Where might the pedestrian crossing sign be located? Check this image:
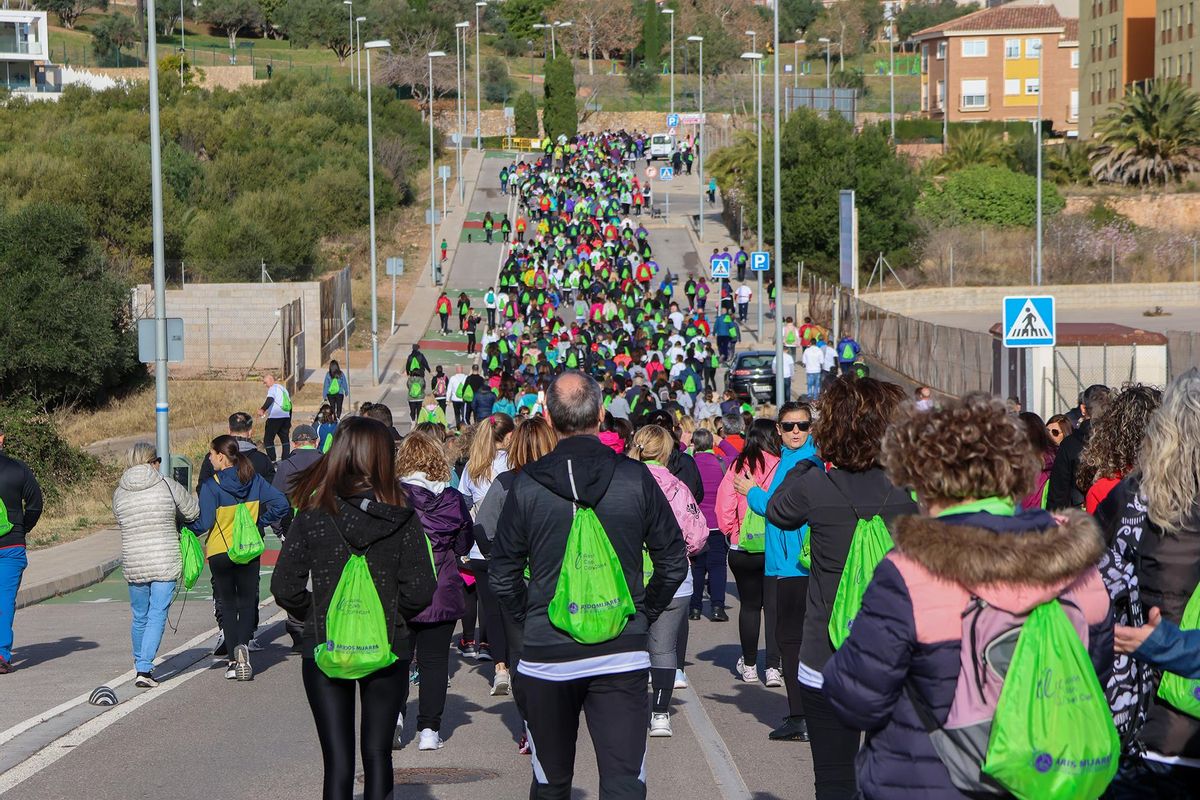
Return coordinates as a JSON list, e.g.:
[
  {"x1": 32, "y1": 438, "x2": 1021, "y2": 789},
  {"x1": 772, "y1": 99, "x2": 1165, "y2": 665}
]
[
  {"x1": 659, "y1": 166, "x2": 675, "y2": 181},
  {"x1": 711, "y1": 257, "x2": 731, "y2": 279},
  {"x1": 1003, "y1": 295, "x2": 1056, "y2": 348},
  {"x1": 750, "y1": 251, "x2": 770, "y2": 272}
]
